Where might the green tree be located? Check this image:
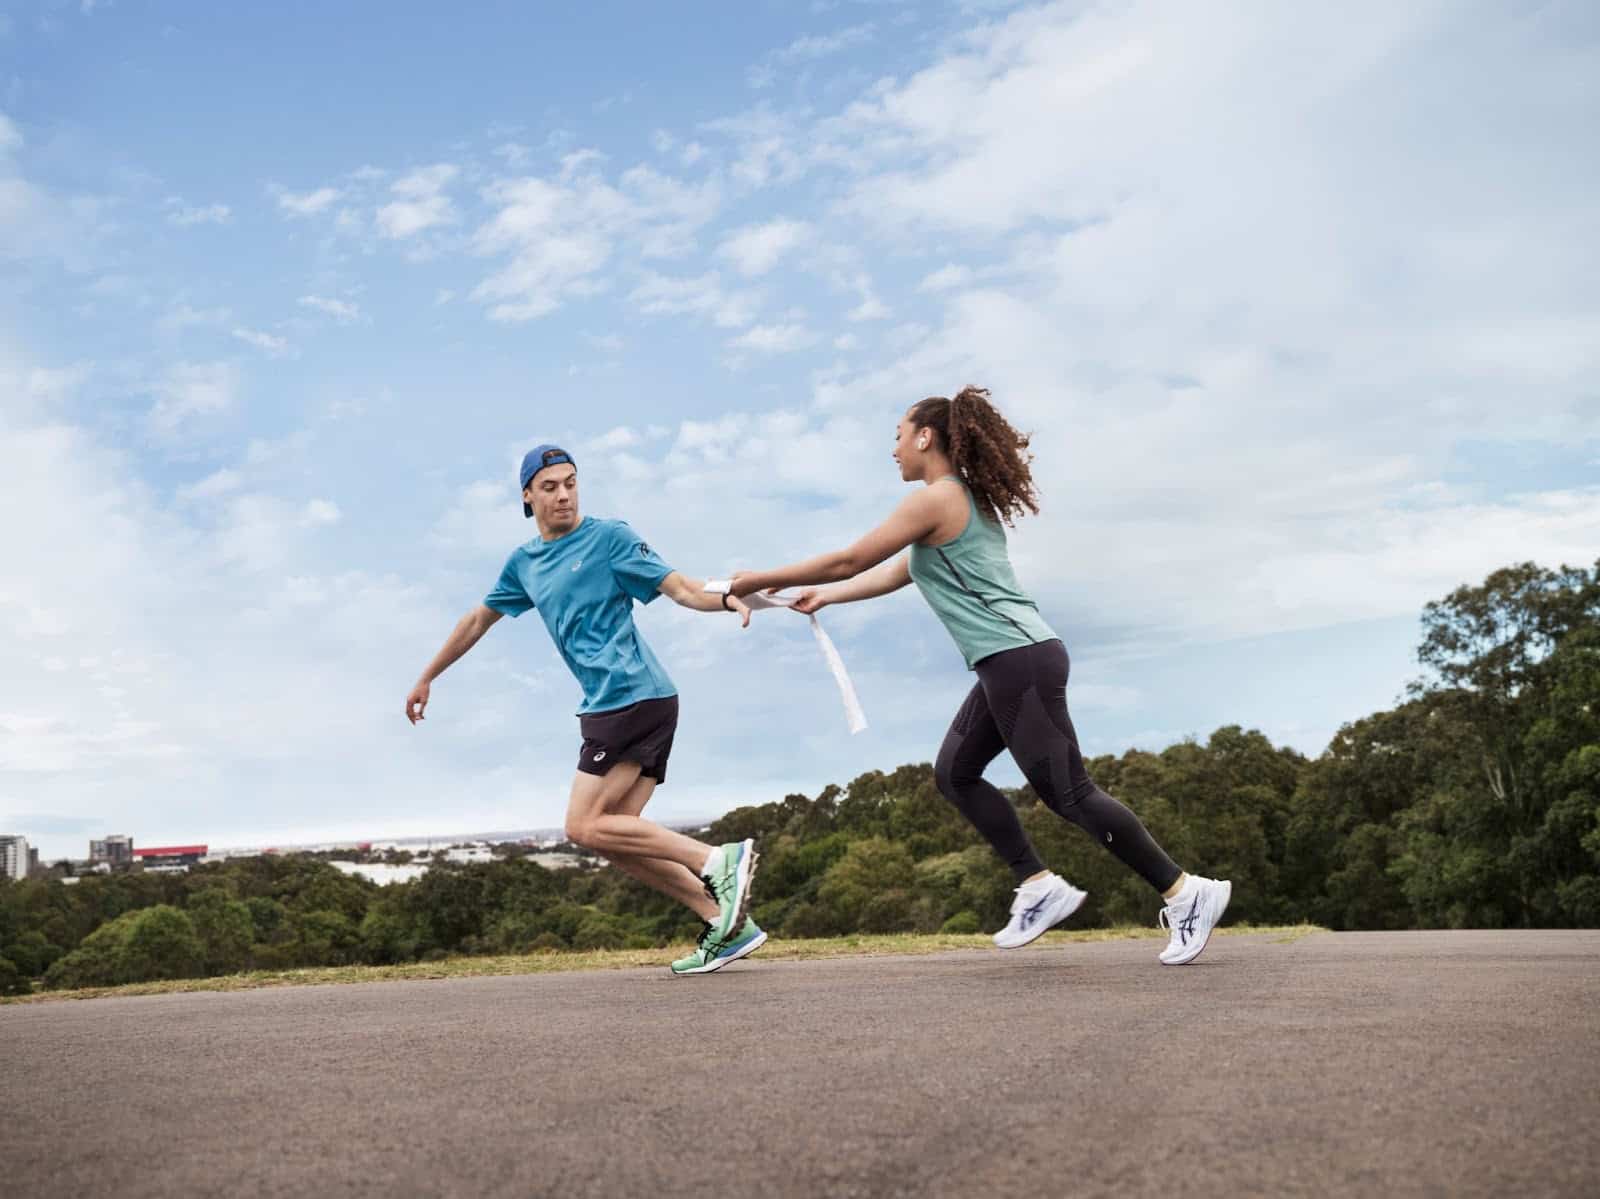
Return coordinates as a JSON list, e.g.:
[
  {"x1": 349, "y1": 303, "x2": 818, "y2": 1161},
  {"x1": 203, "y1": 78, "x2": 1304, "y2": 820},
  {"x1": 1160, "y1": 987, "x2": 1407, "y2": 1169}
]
[
  {"x1": 0, "y1": 955, "x2": 29, "y2": 996},
  {"x1": 815, "y1": 838, "x2": 917, "y2": 934},
  {"x1": 187, "y1": 888, "x2": 256, "y2": 974}
]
